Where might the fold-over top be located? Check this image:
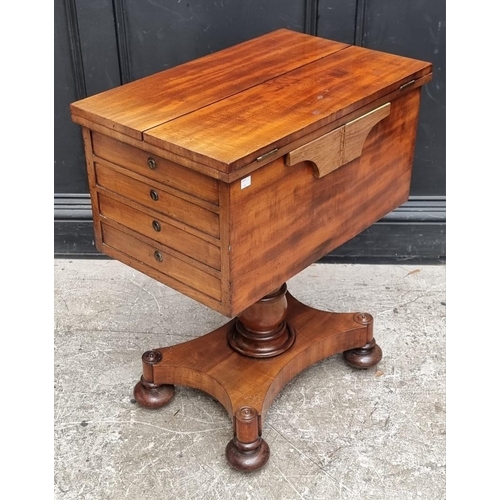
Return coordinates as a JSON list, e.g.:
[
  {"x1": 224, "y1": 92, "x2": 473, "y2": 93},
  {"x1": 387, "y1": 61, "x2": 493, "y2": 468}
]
[{"x1": 71, "y1": 29, "x2": 432, "y2": 175}]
